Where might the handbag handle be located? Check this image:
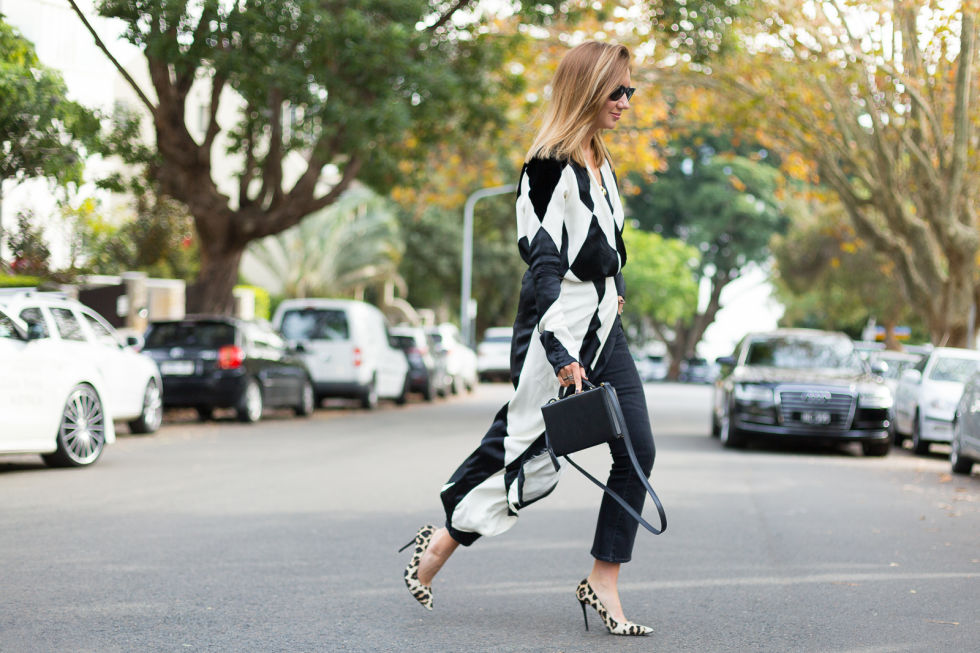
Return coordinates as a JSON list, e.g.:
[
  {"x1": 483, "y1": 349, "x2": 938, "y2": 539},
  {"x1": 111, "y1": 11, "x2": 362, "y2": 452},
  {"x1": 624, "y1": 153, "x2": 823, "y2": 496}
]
[
  {"x1": 561, "y1": 432, "x2": 667, "y2": 535},
  {"x1": 557, "y1": 378, "x2": 596, "y2": 399}
]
